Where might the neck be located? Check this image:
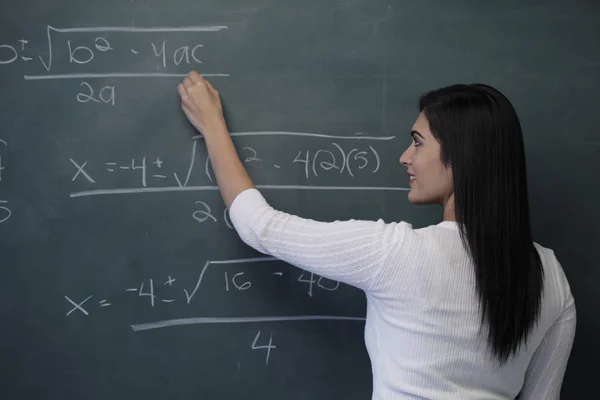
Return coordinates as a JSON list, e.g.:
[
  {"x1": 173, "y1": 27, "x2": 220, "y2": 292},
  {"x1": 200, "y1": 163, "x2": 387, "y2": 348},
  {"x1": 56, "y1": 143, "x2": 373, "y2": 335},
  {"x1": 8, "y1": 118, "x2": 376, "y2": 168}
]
[{"x1": 443, "y1": 194, "x2": 456, "y2": 222}]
